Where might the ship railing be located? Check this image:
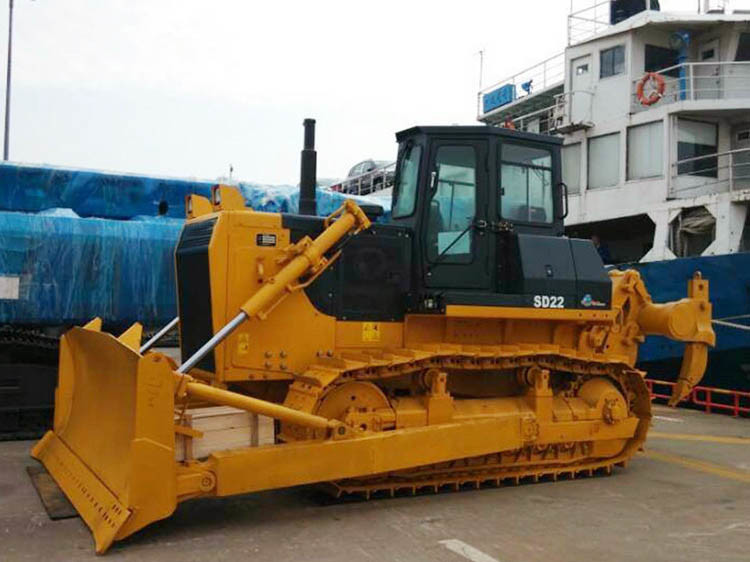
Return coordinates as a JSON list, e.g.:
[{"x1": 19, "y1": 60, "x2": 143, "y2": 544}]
[
  {"x1": 549, "y1": 90, "x2": 595, "y2": 132},
  {"x1": 329, "y1": 161, "x2": 396, "y2": 196},
  {"x1": 647, "y1": 378, "x2": 750, "y2": 417},
  {"x1": 567, "y1": 0, "x2": 615, "y2": 46},
  {"x1": 670, "y1": 147, "x2": 750, "y2": 198},
  {"x1": 631, "y1": 61, "x2": 750, "y2": 113},
  {"x1": 568, "y1": 0, "x2": 732, "y2": 46},
  {"x1": 478, "y1": 53, "x2": 565, "y2": 119},
  {"x1": 502, "y1": 104, "x2": 559, "y2": 135}
]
